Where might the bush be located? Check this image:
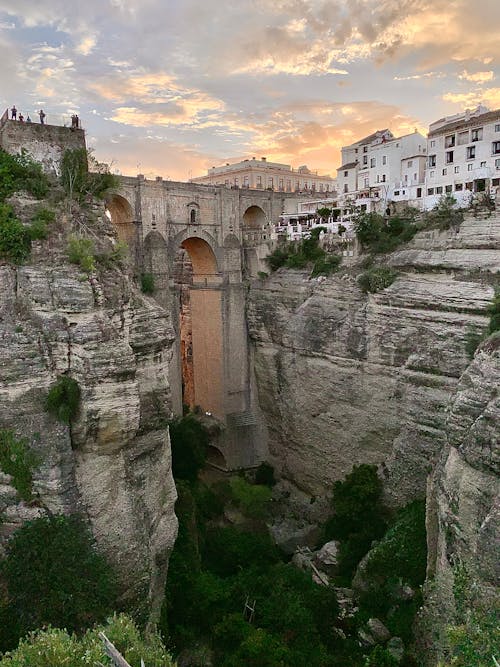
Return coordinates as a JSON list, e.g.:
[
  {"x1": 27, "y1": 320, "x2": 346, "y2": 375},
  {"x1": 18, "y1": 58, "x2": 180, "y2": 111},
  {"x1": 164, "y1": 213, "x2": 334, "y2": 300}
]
[
  {"x1": 311, "y1": 253, "x2": 342, "y2": 277},
  {"x1": 354, "y1": 211, "x2": 419, "y2": 254},
  {"x1": 358, "y1": 267, "x2": 398, "y2": 293},
  {"x1": 202, "y1": 526, "x2": 279, "y2": 577},
  {"x1": 0, "y1": 203, "x2": 31, "y2": 263},
  {"x1": 228, "y1": 476, "x2": 272, "y2": 519},
  {"x1": 0, "y1": 430, "x2": 38, "y2": 501},
  {"x1": 1, "y1": 514, "x2": 117, "y2": 643},
  {"x1": 140, "y1": 272, "x2": 155, "y2": 293},
  {"x1": 487, "y1": 289, "x2": 500, "y2": 334},
  {"x1": 61, "y1": 148, "x2": 119, "y2": 203},
  {"x1": 45, "y1": 375, "x2": 81, "y2": 423},
  {"x1": 323, "y1": 464, "x2": 388, "y2": 577},
  {"x1": 426, "y1": 194, "x2": 464, "y2": 230},
  {"x1": 29, "y1": 207, "x2": 56, "y2": 241},
  {"x1": 255, "y1": 461, "x2": 276, "y2": 487},
  {"x1": 67, "y1": 235, "x2": 96, "y2": 273},
  {"x1": 443, "y1": 604, "x2": 500, "y2": 667},
  {"x1": 0, "y1": 148, "x2": 49, "y2": 201},
  {"x1": 366, "y1": 645, "x2": 399, "y2": 666},
  {"x1": 169, "y1": 414, "x2": 209, "y2": 481},
  {"x1": 0, "y1": 614, "x2": 174, "y2": 667}
]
